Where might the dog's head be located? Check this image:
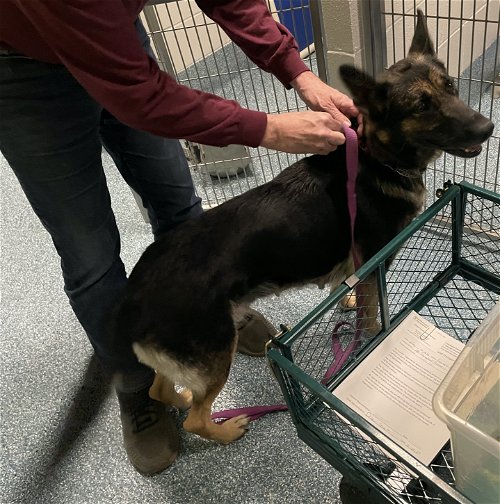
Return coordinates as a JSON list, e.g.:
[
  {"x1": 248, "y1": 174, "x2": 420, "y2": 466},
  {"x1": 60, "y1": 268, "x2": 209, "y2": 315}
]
[{"x1": 339, "y1": 10, "x2": 494, "y2": 165}]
